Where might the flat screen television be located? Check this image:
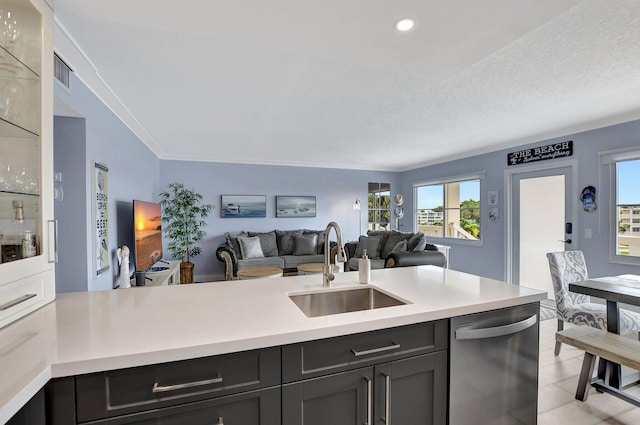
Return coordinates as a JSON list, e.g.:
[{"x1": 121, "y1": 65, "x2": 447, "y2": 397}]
[{"x1": 133, "y1": 200, "x2": 164, "y2": 272}]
